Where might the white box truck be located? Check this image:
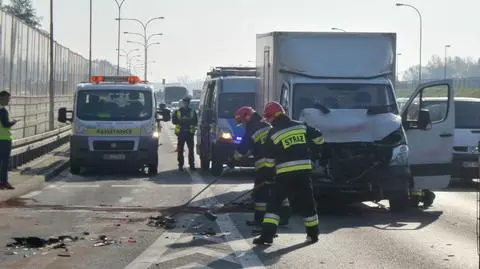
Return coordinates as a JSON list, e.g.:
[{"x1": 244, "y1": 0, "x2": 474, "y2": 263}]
[{"x1": 256, "y1": 31, "x2": 455, "y2": 211}]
